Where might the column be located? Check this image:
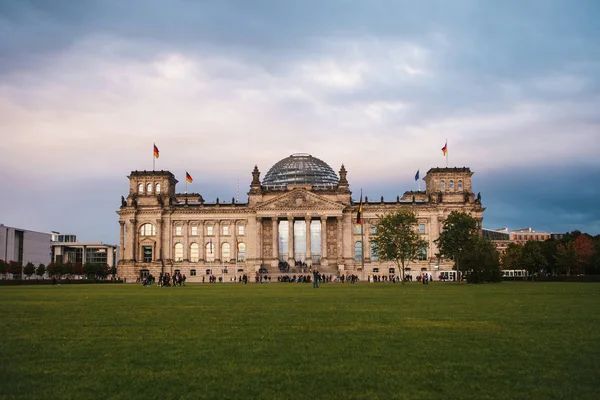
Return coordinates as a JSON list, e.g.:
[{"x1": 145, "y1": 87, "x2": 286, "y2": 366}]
[
  {"x1": 119, "y1": 222, "x2": 125, "y2": 259},
  {"x1": 129, "y1": 218, "x2": 137, "y2": 261},
  {"x1": 233, "y1": 221, "x2": 238, "y2": 262},
  {"x1": 183, "y1": 221, "x2": 189, "y2": 261},
  {"x1": 337, "y1": 216, "x2": 343, "y2": 261},
  {"x1": 155, "y1": 218, "x2": 163, "y2": 261},
  {"x1": 256, "y1": 217, "x2": 263, "y2": 262},
  {"x1": 215, "y1": 220, "x2": 221, "y2": 261},
  {"x1": 305, "y1": 216, "x2": 312, "y2": 264},
  {"x1": 320, "y1": 216, "x2": 327, "y2": 260},
  {"x1": 272, "y1": 217, "x2": 279, "y2": 262},
  {"x1": 288, "y1": 217, "x2": 294, "y2": 262},
  {"x1": 199, "y1": 221, "x2": 205, "y2": 260}
]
